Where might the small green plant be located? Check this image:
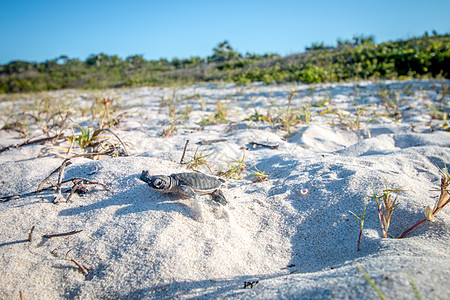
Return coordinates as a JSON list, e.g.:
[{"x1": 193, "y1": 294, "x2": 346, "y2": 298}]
[
  {"x1": 1, "y1": 116, "x2": 29, "y2": 137},
  {"x1": 219, "y1": 152, "x2": 246, "y2": 179},
  {"x1": 430, "y1": 107, "x2": 448, "y2": 120},
  {"x1": 356, "y1": 264, "x2": 386, "y2": 300},
  {"x1": 276, "y1": 104, "x2": 310, "y2": 134},
  {"x1": 68, "y1": 126, "x2": 102, "y2": 150},
  {"x1": 59, "y1": 125, "x2": 129, "y2": 158},
  {"x1": 354, "y1": 85, "x2": 360, "y2": 97},
  {"x1": 408, "y1": 273, "x2": 423, "y2": 300},
  {"x1": 312, "y1": 94, "x2": 332, "y2": 108},
  {"x1": 349, "y1": 197, "x2": 368, "y2": 251},
  {"x1": 245, "y1": 109, "x2": 269, "y2": 122},
  {"x1": 179, "y1": 105, "x2": 193, "y2": 120},
  {"x1": 441, "y1": 122, "x2": 450, "y2": 131},
  {"x1": 287, "y1": 90, "x2": 297, "y2": 110},
  {"x1": 331, "y1": 105, "x2": 366, "y2": 131},
  {"x1": 248, "y1": 166, "x2": 269, "y2": 182},
  {"x1": 306, "y1": 86, "x2": 315, "y2": 97},
  {"x1": 300, "y1": 105, "x2": 311, "y2": 124},
  {"x1": 160, "y1": 113, "x2": 179, "y2": 137},
  {"x1": 29, "y1": 96, "x2": 73, "y2": 136},
  {"x1": 158, "y1": 90, "x2": 177, "y2": 117},
  {"x1": 377, "y1": 87, "x2": 401, "y2": 118},
  {"x1": 402, "y1": 83, "x2": 415, "y2": 96},
  {"x1": 185, "y1": 149, "x2": 213, "y2": 174},
  {"x1": 398, "y1": 165, "x2": 450, "y2": 238},
  {"x1": 200, "y1": 101, "x2": 228, "y2": 126},
  {"x1": 353, "y1": 106, "x2": 367, "y2": 130},
  {"x1": 436, "y1": 80, "x2": 449, "y2": 111}
]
